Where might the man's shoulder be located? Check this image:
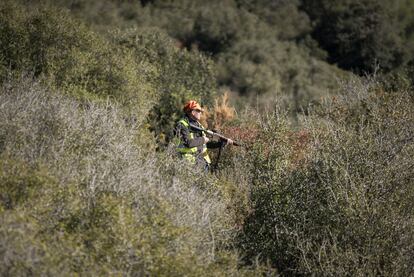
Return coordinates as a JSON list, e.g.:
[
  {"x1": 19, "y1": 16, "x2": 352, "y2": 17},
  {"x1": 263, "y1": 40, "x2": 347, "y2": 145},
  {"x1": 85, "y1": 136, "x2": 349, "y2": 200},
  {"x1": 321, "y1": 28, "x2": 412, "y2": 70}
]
[{"x1": 176, "y1": 117, "x2": 190, "y2": 128}]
